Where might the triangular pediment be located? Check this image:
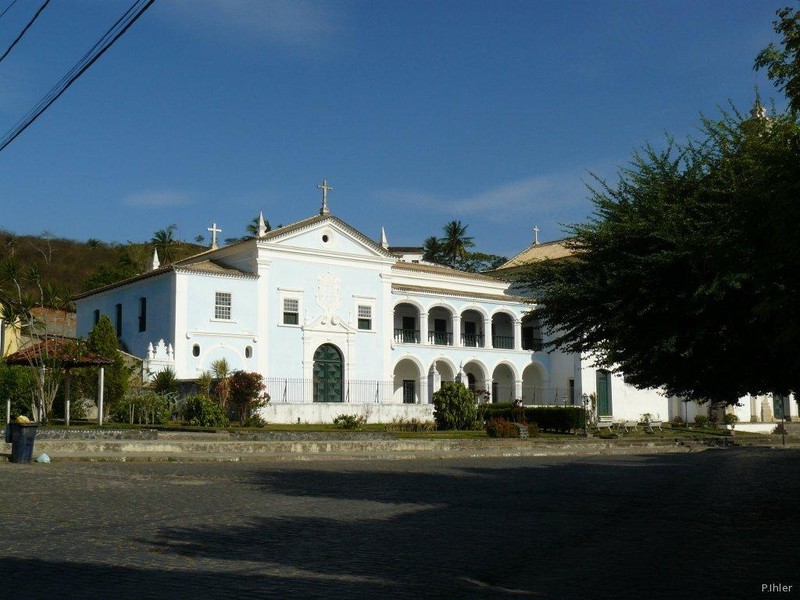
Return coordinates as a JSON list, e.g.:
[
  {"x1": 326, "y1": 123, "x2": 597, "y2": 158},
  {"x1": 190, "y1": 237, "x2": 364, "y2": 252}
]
[{"x1": 260, "y1": 215, "x2": 394, "y2": 260}]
